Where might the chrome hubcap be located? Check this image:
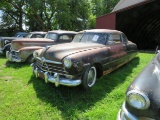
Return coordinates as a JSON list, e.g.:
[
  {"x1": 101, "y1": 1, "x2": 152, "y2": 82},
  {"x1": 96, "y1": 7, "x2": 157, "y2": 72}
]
[{"x1": 87, "y1": 66, "x2": 96, "y2": 87}]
